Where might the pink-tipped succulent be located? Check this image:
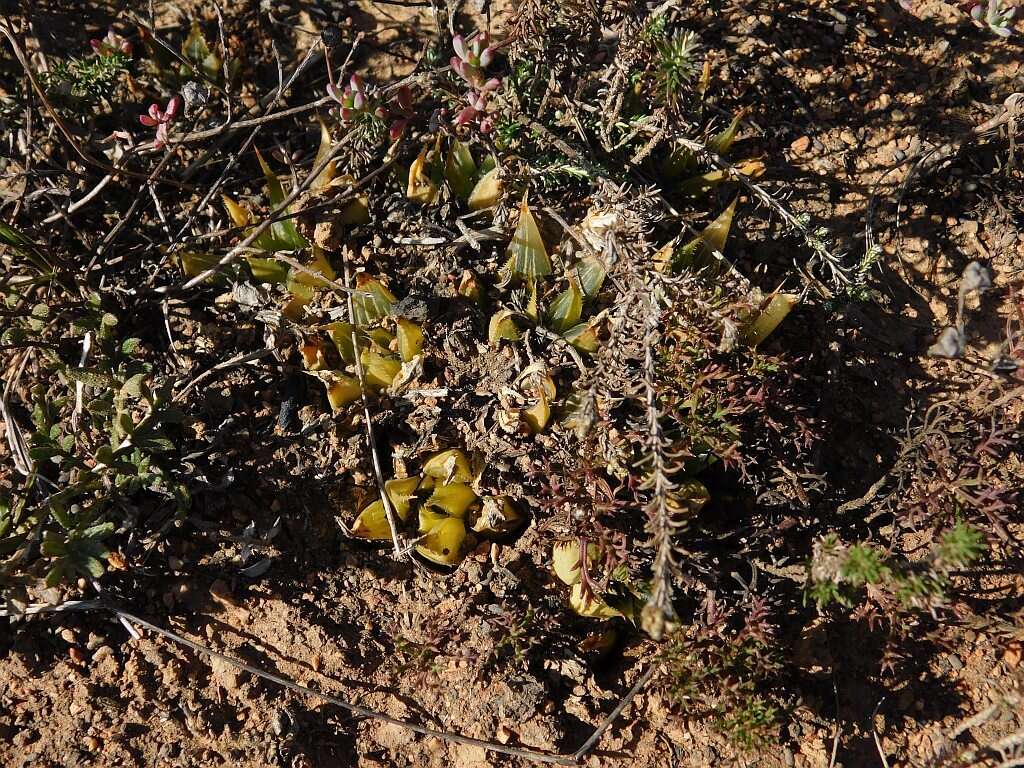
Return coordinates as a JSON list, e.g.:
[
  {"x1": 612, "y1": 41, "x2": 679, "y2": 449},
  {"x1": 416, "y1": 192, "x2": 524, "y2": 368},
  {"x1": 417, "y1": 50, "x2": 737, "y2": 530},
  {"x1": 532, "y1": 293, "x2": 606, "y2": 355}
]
[
  {"x1": 453, "y1": 88, "x2": 497, "y2": 134},
  {"x1": 328, "y1": 76, "x2": 413, "y2": 141},
  {"x1": 327, "y1": 74, "x2": 369, "y2": 123},
  {"x1": 450, "y1": 32, "x2": 502, "y2": 134},
  {"x1": 140, "y1": 95, "x2": 182, "y2": 149},
  {"x1": 90, "y1": 28, "x2": 132, "y2": 57},
  {"x1": 385, "y1": 85, "x2": 414, "y2": 141},
  {"x1": 450, "y1": 33, "x2": 497, "y2": 90}
]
